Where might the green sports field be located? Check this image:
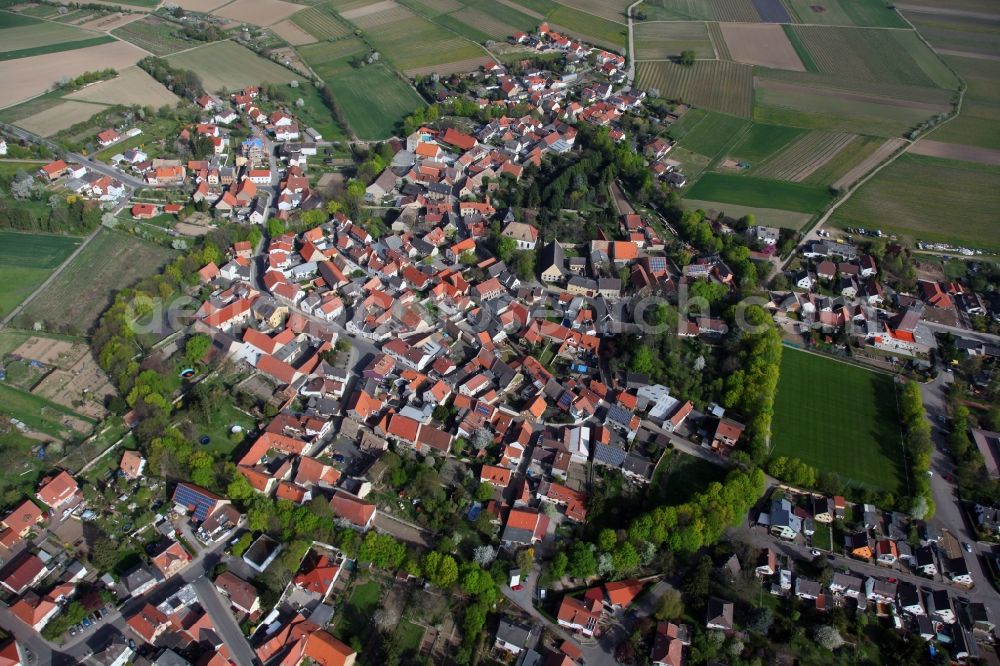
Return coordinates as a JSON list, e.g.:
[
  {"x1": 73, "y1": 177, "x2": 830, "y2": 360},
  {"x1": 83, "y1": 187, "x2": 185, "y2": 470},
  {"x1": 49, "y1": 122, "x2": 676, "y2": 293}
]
[
  {"x1": 0, "y1": 231, "x2": 82, "y2": 318},
  {"x1": 771, "y1": 348, "x2": 907, "y2": 494}
]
